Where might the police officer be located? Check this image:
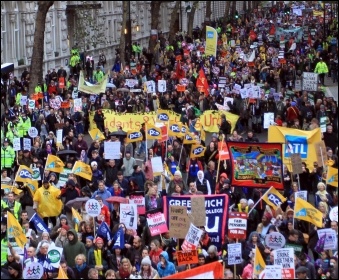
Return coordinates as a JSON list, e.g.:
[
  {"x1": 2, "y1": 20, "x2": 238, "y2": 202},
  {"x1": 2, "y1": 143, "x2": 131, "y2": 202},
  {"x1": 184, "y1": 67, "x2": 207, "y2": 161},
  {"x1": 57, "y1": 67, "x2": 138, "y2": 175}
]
[
  {"x1": 1, "y1": 138, "x2": 15, "y2": 177},
  {"x1": 2, "y1": 192, "x2": 22, "y2": 220}
]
